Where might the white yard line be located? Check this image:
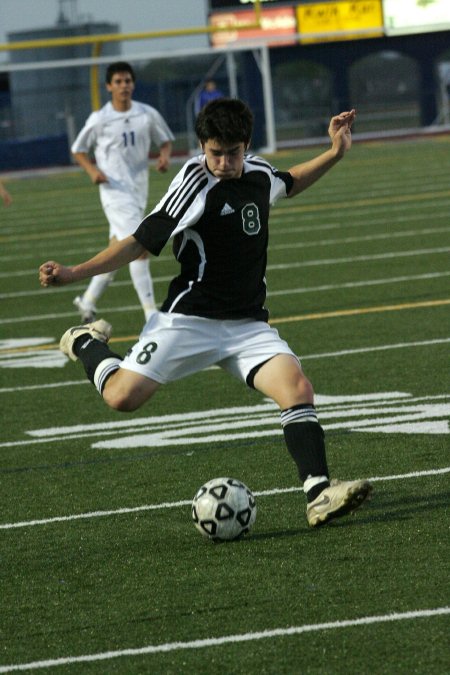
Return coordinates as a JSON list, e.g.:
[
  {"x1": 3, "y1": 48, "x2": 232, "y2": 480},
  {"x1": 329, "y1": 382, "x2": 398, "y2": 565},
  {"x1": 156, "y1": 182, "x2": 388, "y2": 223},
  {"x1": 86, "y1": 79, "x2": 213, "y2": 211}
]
[
  {"x1": 1, "y1": 207, "x2": 447, "y2": 262},
  {"x1": 1, "y1": 466, "x2": 448, "y2": 531},
  {"x1": 301, "y1": 338, "x2": 450, "y2": 360},
  {"x1": 0, "y1": 607, "x2": 448, "y2": 672},
  {"x1": 268, "y1": 246, "x2": 450, "y2": 270},
  {"x1": 269, "y1": 209, "x2": 450, "y2": 231},
  {"x1": 2, "y1": 269, "x2": 449, "y2": 302},
  {"x1": 0, "y1": 304, "x2": 143, "y2": 324},
  {"x1": 269, "y1": 225, "x2": 450, "y2": 251},
  {"x1": 267, "y1": 271, "x2": 450, "y2": 297},
  {"x1": 0, "y1": 380, "x2": 88, "y2": 394},
  {"x1": 0, "y1": 244, "x2": 449, "y2": 284},
  {"x1": 0, "y1": 391, "x2": 448, "y2": 447},
  {"x1": 1, "y1": 339, "x2": 449, "y2": 393},
  {"x1": 0, "y1": 280, "x2": 171, "y2": 299}
]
